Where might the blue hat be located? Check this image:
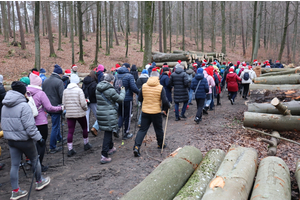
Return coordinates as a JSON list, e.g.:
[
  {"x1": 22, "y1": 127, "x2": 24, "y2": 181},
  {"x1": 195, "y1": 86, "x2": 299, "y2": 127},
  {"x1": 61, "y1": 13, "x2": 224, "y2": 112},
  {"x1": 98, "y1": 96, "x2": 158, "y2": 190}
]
[
  {"x1": 40, "y1": 68, "x2": 46, "y2": 73},
  {"x1": 197, "y1": 68, "x2": 203, "y2": 74},
  {"x1": 141, "y1": 69, "x2": 148, "y2": 74},
  {"x1": 122, "y1": 63, "x2": 130, "y2": 69},
  {"x1": 151, "y1": 62, "x2": 156, "y2": 68},
  {"x1": 53, "y1": 64, "x2": 63, "y2": 74}
]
